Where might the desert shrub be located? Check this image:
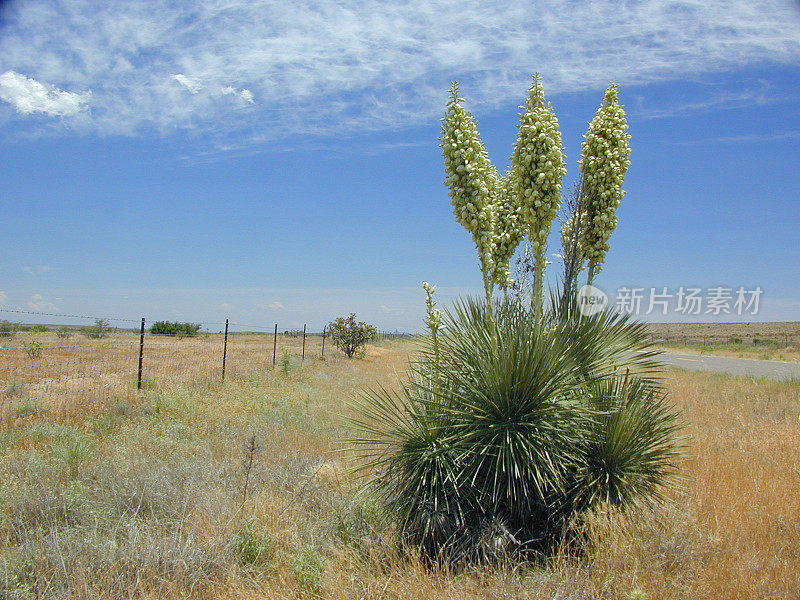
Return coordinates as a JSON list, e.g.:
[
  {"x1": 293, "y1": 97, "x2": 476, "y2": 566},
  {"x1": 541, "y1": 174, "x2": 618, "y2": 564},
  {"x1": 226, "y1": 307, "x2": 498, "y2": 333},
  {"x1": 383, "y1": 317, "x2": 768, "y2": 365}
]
[
  {"x1": 56, "y1": 327, "x2": 72, "y2": 339},
  {"x1": 281, "y1": 348, "x2": 292, "y2": 374},
  {"x1": 0, "y1": 320, "x2": 16, "y2": 338},
  {"x1": 328, "y1": 314, "x2": 376, "y2": 358},
  {"x1": 83, "y1": 318, "x2": 111, "y2": 339},
  {"x1": 233, "y1": 520, "x2": 274, "y2": 568},
  {"x1": 22, "y1": 341, "x2": 42, "y2": 359},
  {"x1": 150, "y1": 321, "x2": 202, "y2": 337},
  {"x1": 5, "y1": 381, "x2": 25, "y2": 399}
]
